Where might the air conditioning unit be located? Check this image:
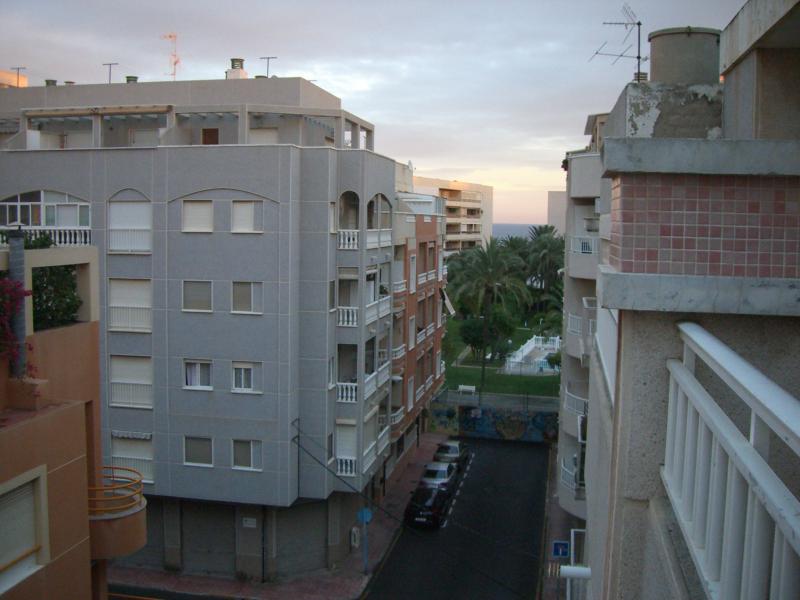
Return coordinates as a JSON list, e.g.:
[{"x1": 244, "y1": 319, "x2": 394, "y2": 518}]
[{"x1": 350, "y1": 526, "x2": 361, "y2": 549}]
